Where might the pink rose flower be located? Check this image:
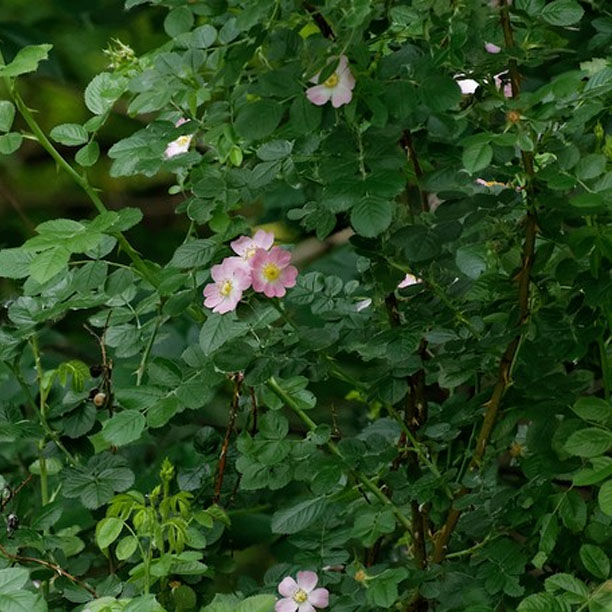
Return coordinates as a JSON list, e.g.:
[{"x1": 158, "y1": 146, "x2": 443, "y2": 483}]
[
  {"x1": 203, "y1": 257, "x2": 251, "y2": 314},
  {"x1": 230, "y1": 229, "x2": 275, "y2": 271},
  {"x1": 164, "y1": 118, "x2": 193, "y2": 159},
  {"x1": 276, "y1": 571, "x2": 329, "y2": 612},
  {"x1": 306, "y1": 55, "x2": 356, "y2": 108},
  {"x1": 251, "y1": 246, "x2": 298, "y2": 298},
  {"x1": 485, "y1": 42, "x2": 502, "y2": 54},
  {"x1": 398, "y1": 273, "x2": 420, "y2": 289}
]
